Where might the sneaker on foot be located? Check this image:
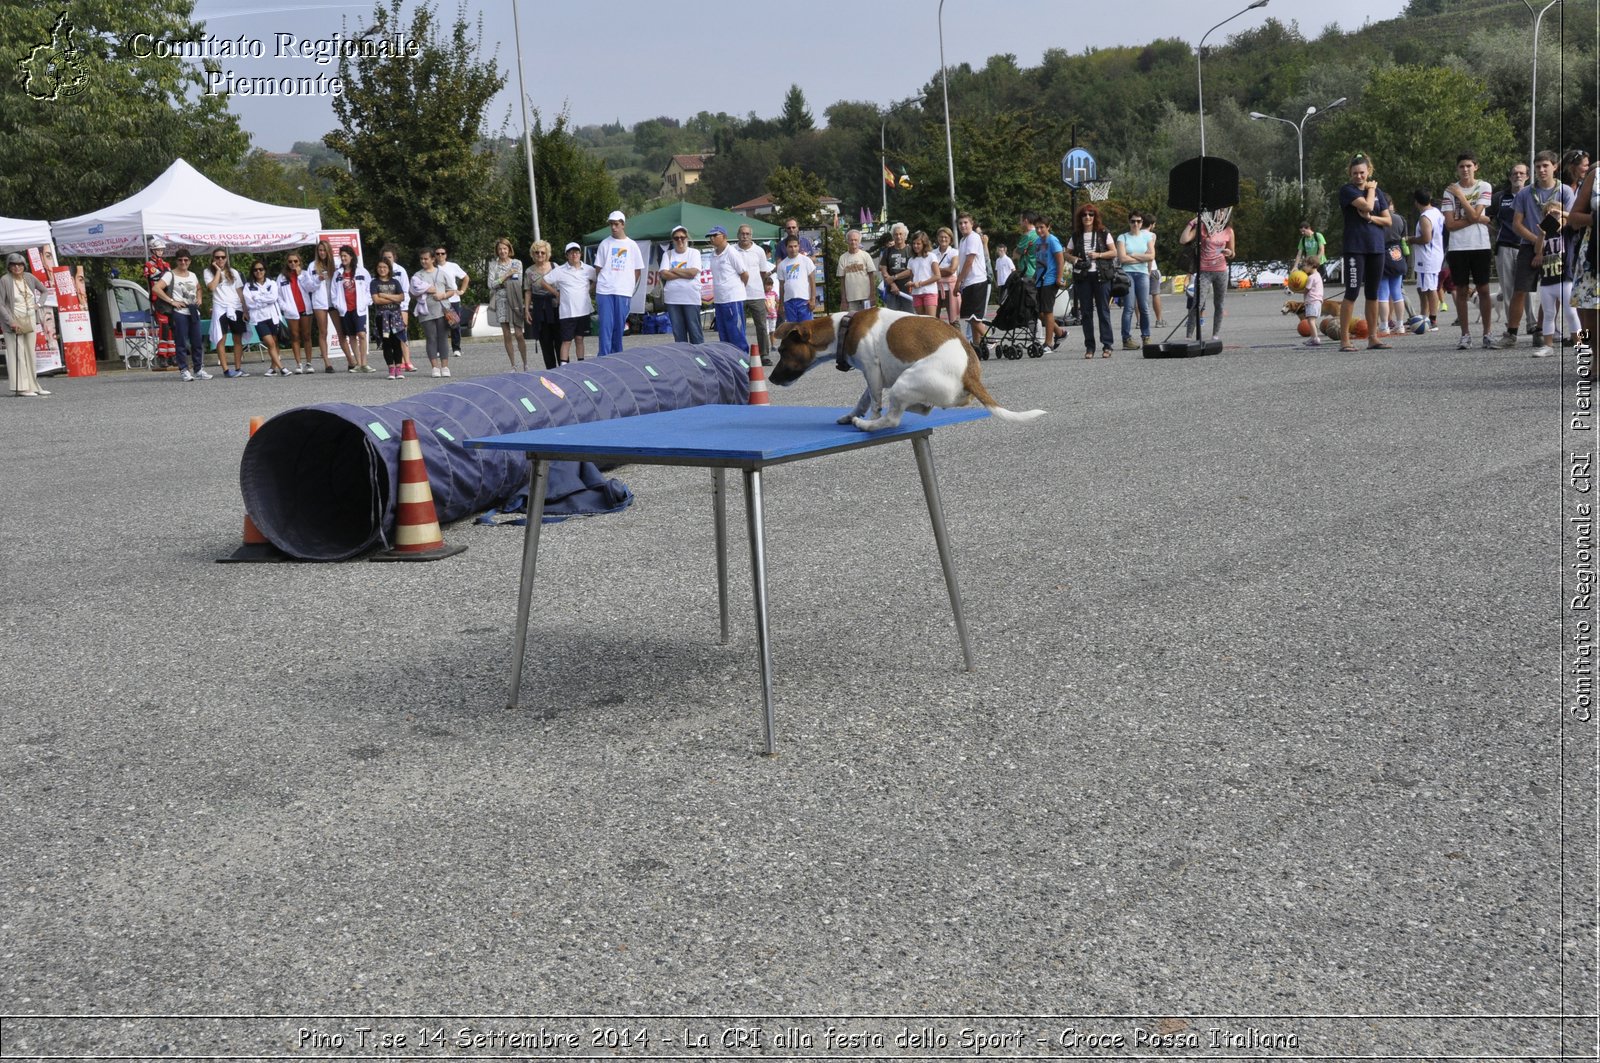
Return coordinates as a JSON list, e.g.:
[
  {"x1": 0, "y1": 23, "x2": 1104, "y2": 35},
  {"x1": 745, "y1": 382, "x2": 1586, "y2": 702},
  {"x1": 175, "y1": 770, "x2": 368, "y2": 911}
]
[
  {"x1": 431, "y1": 367, "x2": 442, "y2": 377},
  {"x1": 180, "y1": 369, "x2": 194, "y2": 381},
  {"x1": 196, "y1": 369, "x2": 213, "y2": 380},
  {"x1": 1457, "y1": 334, "x2": 1472, "y2": 350},
  {"x1": 1482, "y1": 336, "x2": 1496, "y2": 350},
  {"x1": 1496, "y1": 332, "x2": 1519, "y2": 349},
  {"x1": 451, "y1": 349, "x2": 461, "y2": 358},
  {"x1": 1532, "y1": 344, "x2": 1554, "y2": 358},
  {"x1": 325, "y1": 365, "x2": 335, "y2": 373},
  {"x1": 1302, "y1": 338, "x2": 1322, "y2": 348},
  {"x1": 442, "y1": 367, "x2": 452, "y2": 377},
  {"x1": 1122, "y1": 338, "x2": 1139, "y2": 350}
]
